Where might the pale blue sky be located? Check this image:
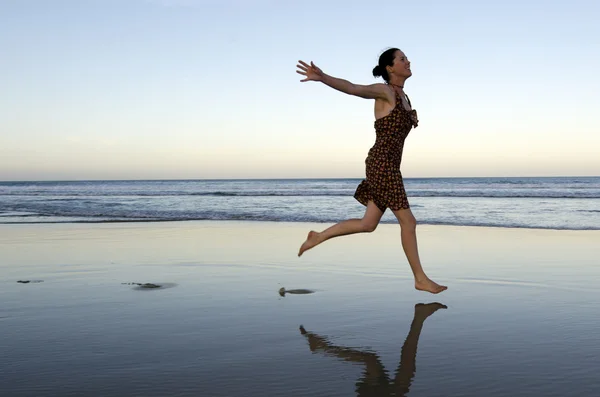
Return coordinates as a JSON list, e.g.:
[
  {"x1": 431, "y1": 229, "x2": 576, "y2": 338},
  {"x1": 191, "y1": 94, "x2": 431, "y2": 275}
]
[{"x1": 1, "y1": 0, "x2": 599, "y2": 180}]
